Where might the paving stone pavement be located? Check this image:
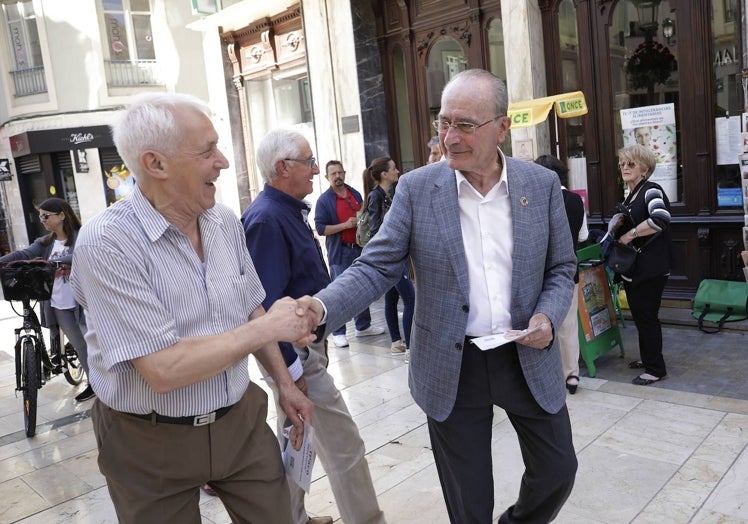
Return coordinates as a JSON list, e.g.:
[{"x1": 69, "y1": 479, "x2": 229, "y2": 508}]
[{"x1": 1, "y1": 299, "x2": 748, "y2": 523}]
